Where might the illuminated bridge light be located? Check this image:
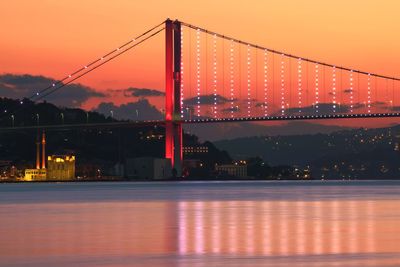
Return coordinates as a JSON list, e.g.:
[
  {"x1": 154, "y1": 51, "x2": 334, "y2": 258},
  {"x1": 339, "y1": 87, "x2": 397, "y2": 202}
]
[
  {"x1": 180, "y1": 29, "x2": 184, "y2": 118},
  {"x1": 298, "y1": 58, "x2": 302, "y2": 113},
  {"x1": 332, "y1": 66, "x2": 336, "y2": 113},
  {"x1": 230, "y1": 40, "x2": 235, "y2": 118},
  {"x1": 247, "y1": 45, "x2": 251, "y2": 117},
  {"x1": 315, "y1": 64, "x2": 319, "y2": 113},
  {"x1": 367, "y1": 74, "x2": 371, "y2": 113},
  {"x1": 350, "y1": 70, "x2": 354, "y2": 113},
  {"x1": 264, "y1": 49, "x2": 268, "y2": 116},
  {"x1": 213, "y1": 34, "x2": 218, "y2": 118},
  {"x1": 281, "y1": 54, "x2": 285, "y2": 116},
  {"x1": 196, "y1": 29, "x2": 201, "y2": 117}
]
